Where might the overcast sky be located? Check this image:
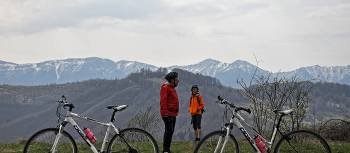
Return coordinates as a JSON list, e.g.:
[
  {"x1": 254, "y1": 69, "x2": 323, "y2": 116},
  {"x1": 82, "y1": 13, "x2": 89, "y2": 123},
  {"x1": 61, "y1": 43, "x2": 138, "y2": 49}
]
[{"x1": 0, "y1": 0, "x2": 349, "y2": 72}]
